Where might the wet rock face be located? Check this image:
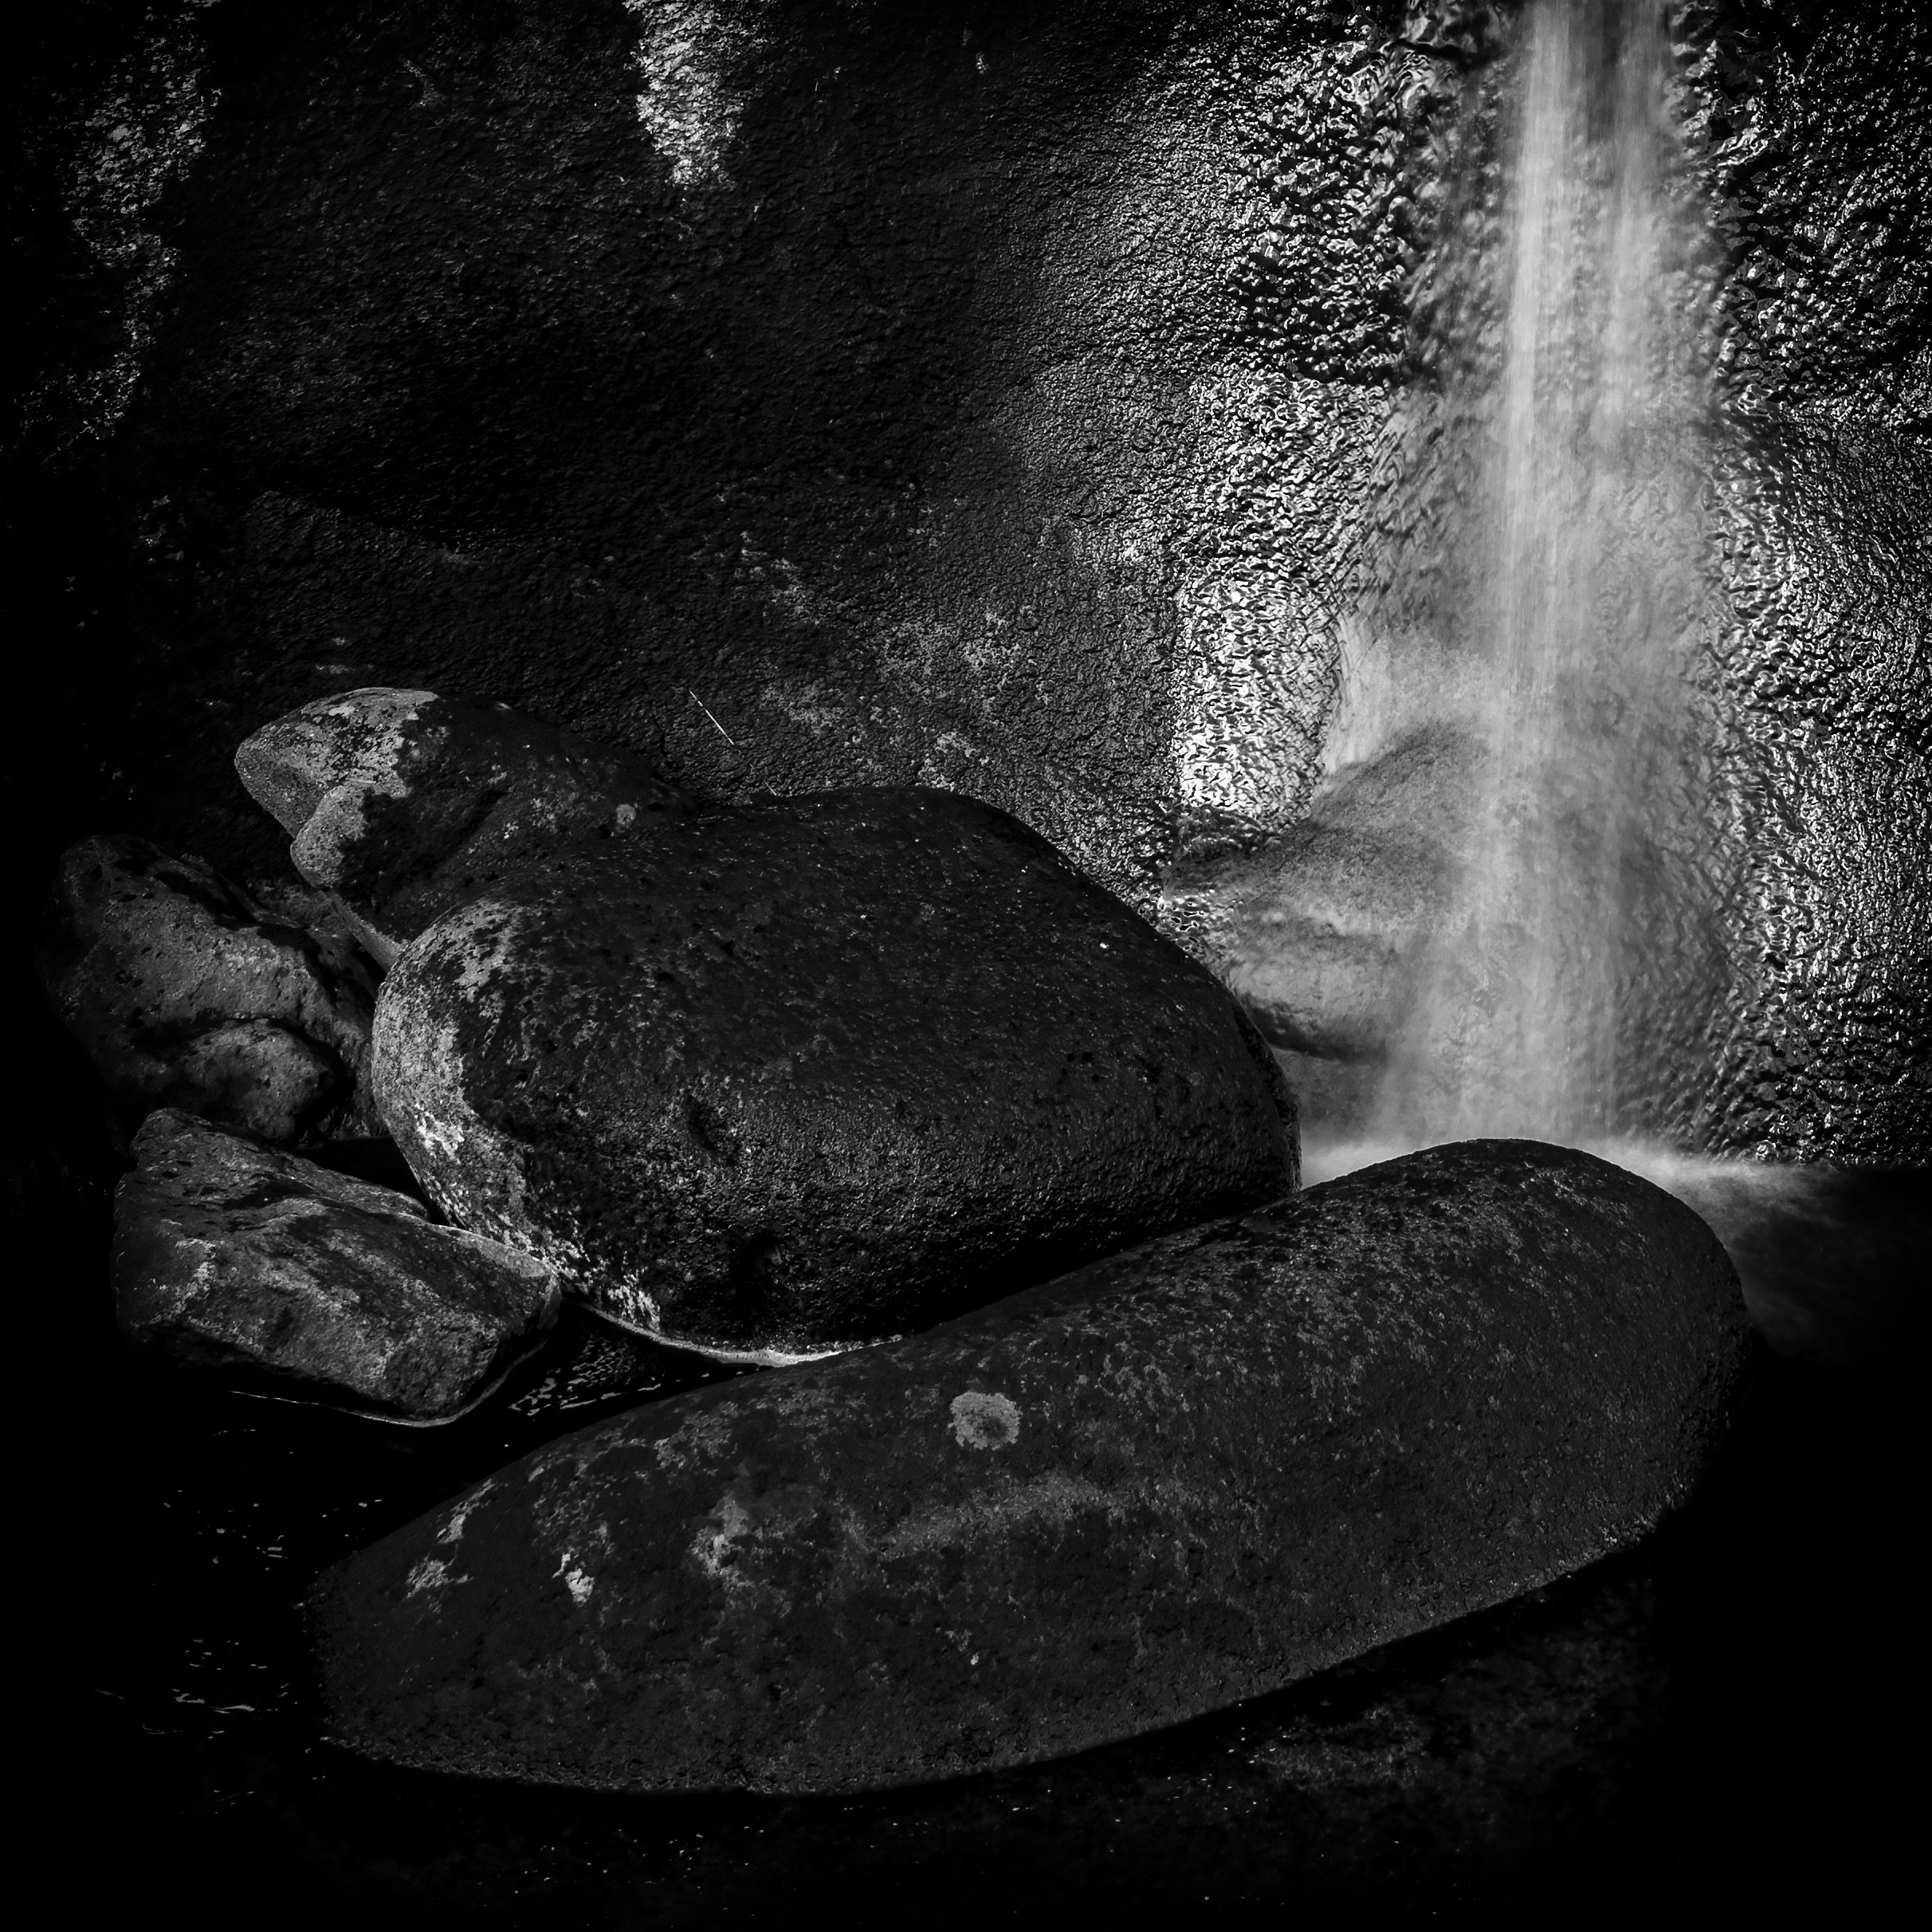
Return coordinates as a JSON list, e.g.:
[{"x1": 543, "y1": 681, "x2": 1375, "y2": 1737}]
[
  {"x1": 312, "y1": 1140, "x2": 1752, "y2": 1793},
  {"x1": 373, "y1": 787, "x2": 1297, "y2": 1361},
  {"x1": 1176, "y1": 725, "x2": 1482, "y2": 1061},
  {"x1": 115, "y1": 1109, "x2": 560, "y2": 1421},
  {"x1": 236, "y1": 687, "x2": 689, "y2": 966},
  {"x1": 83, "y1": 0, "x2": 1445, "y2": 905},
  {"x1": 39, "y1": 835, "x2": 377, "y2": 1141},
  {"x1": 16, "y1": 2, "x2": 1924, "y2": 1166}
]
